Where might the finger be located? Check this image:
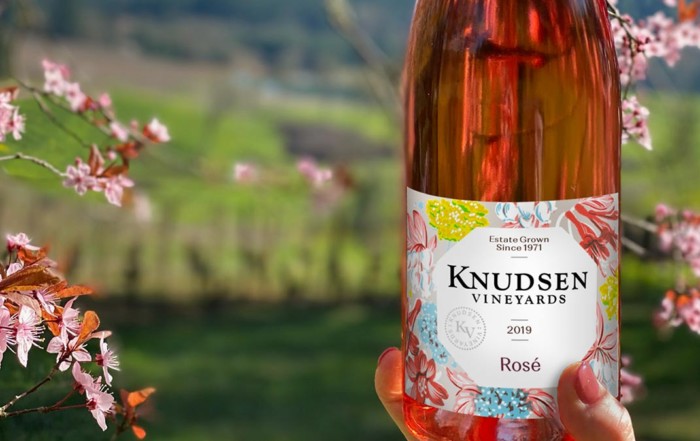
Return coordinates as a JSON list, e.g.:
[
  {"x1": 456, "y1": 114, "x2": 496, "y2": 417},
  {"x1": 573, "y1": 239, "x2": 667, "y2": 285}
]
[
  {"x1": 375, "y1": 347, "x2": 419, "y2": 441},
  {"x1": 557, "y1": 362, "x2": 635, "y2": 441}
]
